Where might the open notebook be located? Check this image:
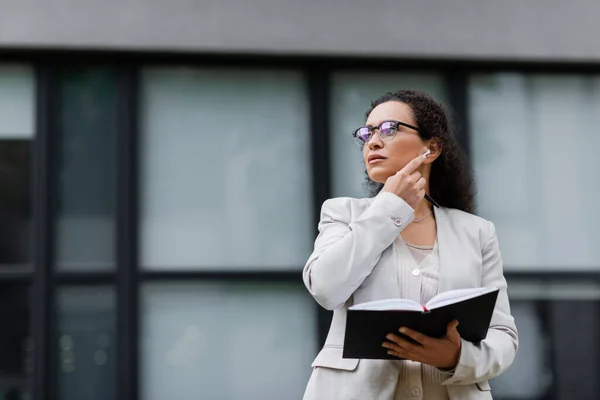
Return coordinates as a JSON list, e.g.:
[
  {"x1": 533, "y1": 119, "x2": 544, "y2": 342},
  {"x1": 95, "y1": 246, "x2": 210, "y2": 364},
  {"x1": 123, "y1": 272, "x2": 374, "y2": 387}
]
[{"x1": 343, "y1": 287, "x2": 499, "y2": 359}]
